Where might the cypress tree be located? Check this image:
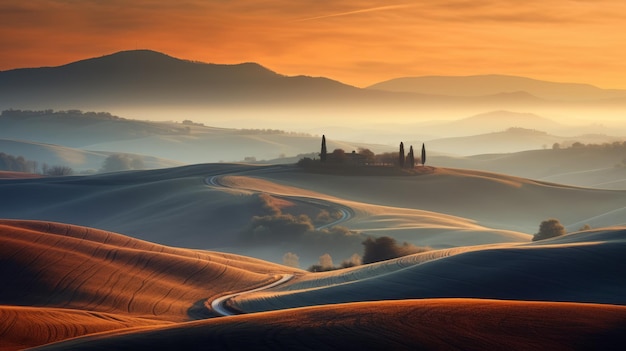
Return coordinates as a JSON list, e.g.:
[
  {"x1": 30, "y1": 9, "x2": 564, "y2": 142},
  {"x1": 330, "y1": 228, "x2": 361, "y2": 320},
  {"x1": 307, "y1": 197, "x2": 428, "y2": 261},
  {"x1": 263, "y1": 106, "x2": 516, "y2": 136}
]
[
  {"x1": 320, "y1": 135, "x2": 327, "y2": 162},
  {"x1": 408, "y1": 145, "x2": 415, "y2": 168},
  {"x1": 399, "y1": 142, "x2": 405, "y2": 168},
  {"x1": 421, "y1": 143, "x2": 426, "y2": 166}
]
